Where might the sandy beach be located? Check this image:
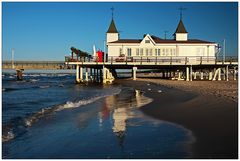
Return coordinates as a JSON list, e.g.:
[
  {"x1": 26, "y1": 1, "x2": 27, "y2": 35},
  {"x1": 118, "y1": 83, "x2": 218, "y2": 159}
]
[
  {"x1": 137, "y1": 78, "x2": 238, "y2": 103},
  {"x1": 116, "y1": 79, "x2": 238, "y2": 158}
]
